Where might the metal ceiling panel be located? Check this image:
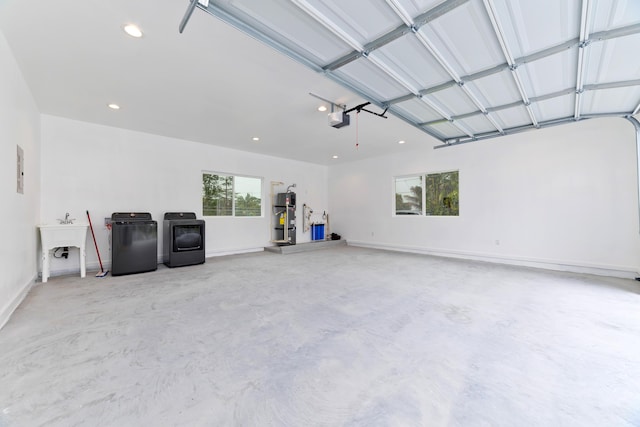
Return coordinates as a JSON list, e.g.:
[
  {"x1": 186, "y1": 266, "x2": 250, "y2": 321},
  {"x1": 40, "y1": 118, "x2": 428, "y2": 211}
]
[
  {"x1": 590, "y1": 0, "x2": 640, "y2": 32},
  {"x1": 466, "y1": 69, "x2": 522, "y2": 108},
  {"x1": 518, "y1": 49, "x2": 578, "y2": 97},
  {"x1": 492, "y1": 106, "x2": 533, "y2": 130},
  {"x1": 333, "y1": 58, "x2": 408, "y2": 101},
  {"x1": 195, "y1": 0, "x2": 640, "y2": 147},
  {"x1": 491, "y1": 0, "x2": 580, "y2": 58},
  {"x1": 209, "y1": 0, "x2": 352, "y2": 65},
  {"x1": 419, "y1": 0, "x2": 506, "y2": 75},
  {"x1": 585, "y1": 35, "x2": 640, "y2": 83},
  {"x1": 582, "y1": 87, "x2": 640, "y2": 115},
  {"x1": 393, "y1": 98, "x2": 443, "y2": 123},
  {"x1": 457, "y1": 114, "x2": 501, "y2": 135},
  {"x1": 374, "y1": 34, "x2": 452, "y2": 90},
  {"x1": 299, "y1": 0, "x2": 403, "y2": 45},
  {"x1": 531, "y1": 94, "x2": 575, "y2": 122},
  {"x1": 430, "y1": 120, "x2": 467, "y2": 139},
  {"x1": 390, "y1": 0, "x2": 453, "y2": 20},
  {"x1": 430, "y1": 85, "x2": 480, "y2": 117}
]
